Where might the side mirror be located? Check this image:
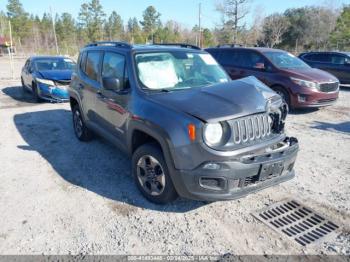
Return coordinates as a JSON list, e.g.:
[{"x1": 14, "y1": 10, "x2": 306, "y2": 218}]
[
  {"x1": 254, "y1": 62, "x2": 265, "y2": 70},
  {"x1": 102, "y1": 77, "x2": 122, "y2": 91}
]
